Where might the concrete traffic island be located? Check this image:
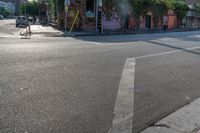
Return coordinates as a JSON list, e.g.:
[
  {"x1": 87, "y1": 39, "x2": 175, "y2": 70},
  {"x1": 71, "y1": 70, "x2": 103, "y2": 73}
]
[{"x1": 20, "y1": 25, "x2": 64, "y2": 37}]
